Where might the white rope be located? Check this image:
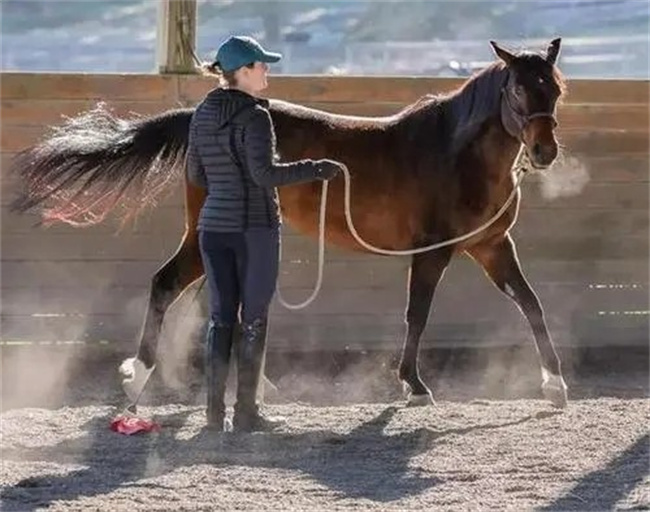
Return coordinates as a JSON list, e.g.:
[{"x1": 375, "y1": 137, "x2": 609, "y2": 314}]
[{"x1": 276, "y1": 147, "x2": 529, "y2": 310}]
